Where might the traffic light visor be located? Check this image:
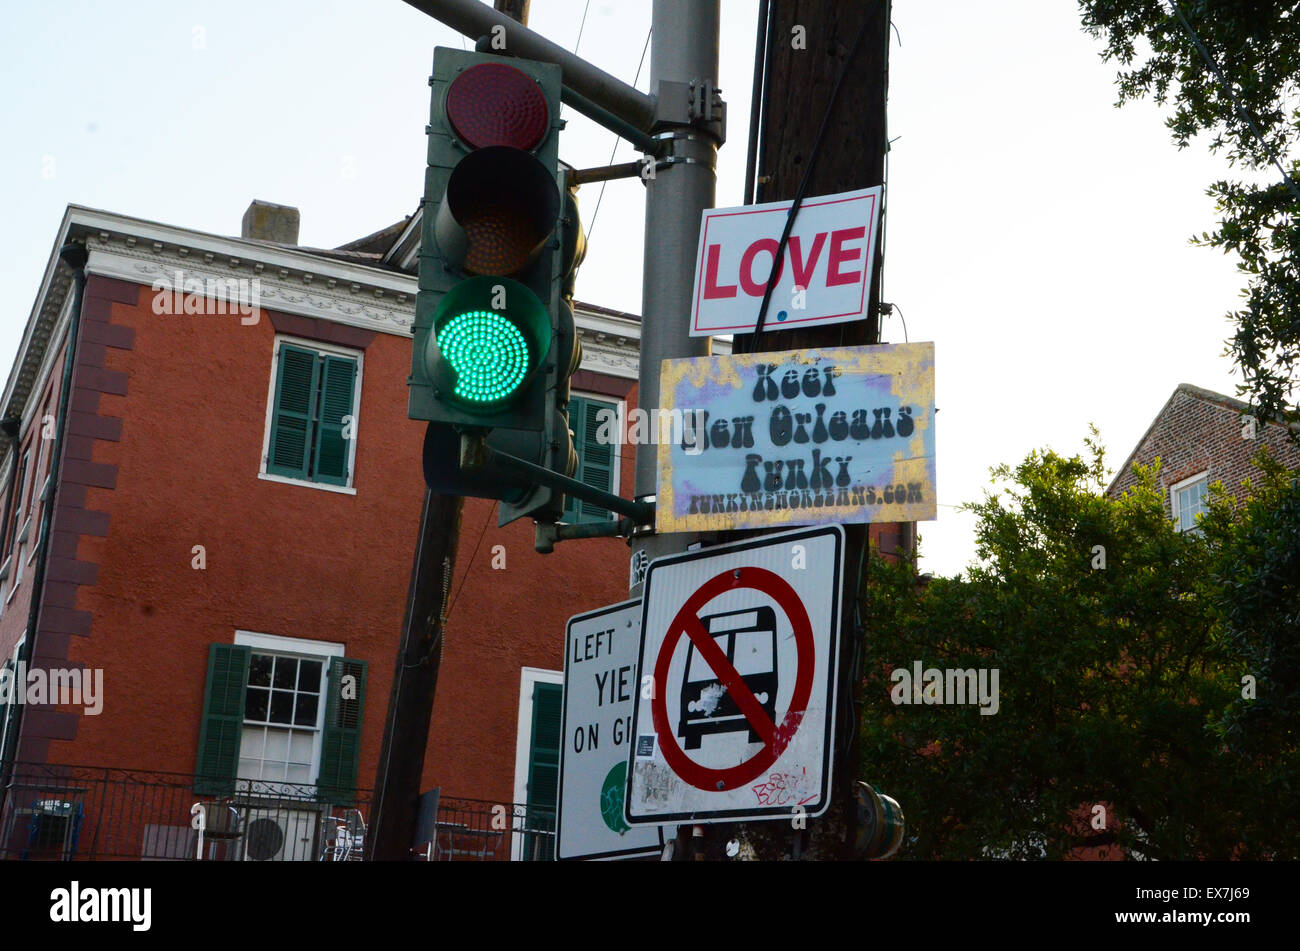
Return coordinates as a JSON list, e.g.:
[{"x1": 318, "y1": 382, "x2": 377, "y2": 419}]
[{"x1": 427, "y1": 276, "x2": 552, "y2": 408}]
